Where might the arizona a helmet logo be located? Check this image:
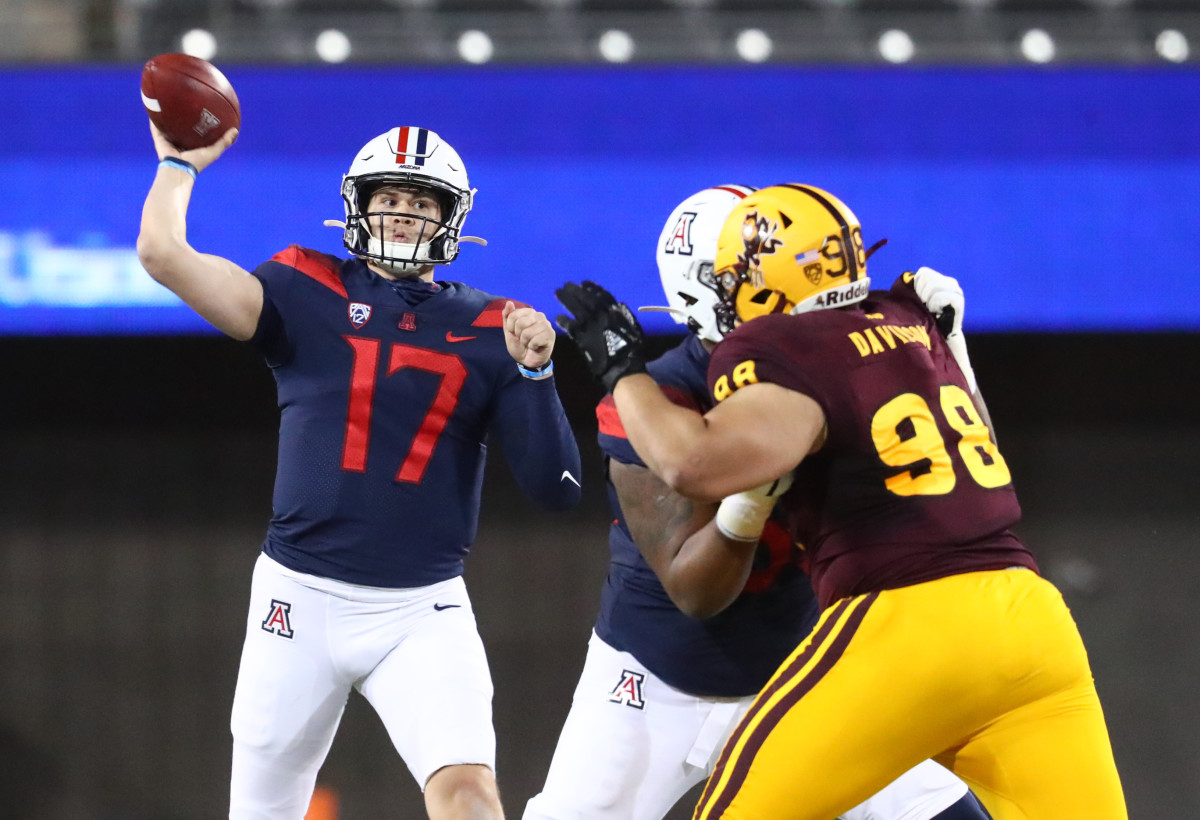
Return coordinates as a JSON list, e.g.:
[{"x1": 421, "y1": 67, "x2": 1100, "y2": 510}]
[
  {"x1": 663, "y1": 211, "x2": 698, "y2": 256},
  {"x1": 348, "y1": 302, "x2": 372, "y2": 328}
]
